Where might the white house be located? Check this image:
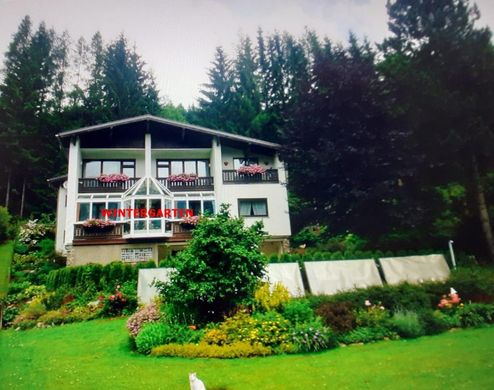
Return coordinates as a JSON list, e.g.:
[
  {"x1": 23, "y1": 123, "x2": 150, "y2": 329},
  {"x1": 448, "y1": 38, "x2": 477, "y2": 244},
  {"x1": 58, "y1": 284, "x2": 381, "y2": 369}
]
[{"x1": 50, "y1": 115, "x2": 291, "y2": 265}]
